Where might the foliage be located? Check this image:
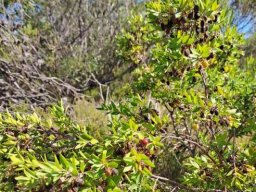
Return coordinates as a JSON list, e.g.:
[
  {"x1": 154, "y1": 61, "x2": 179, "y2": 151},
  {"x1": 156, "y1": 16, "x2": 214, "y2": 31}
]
[
  {"x1": 117, "y1": 0, "x2": 256, "y2": 191},
  {"x1": 0, "y1": 102, "x2": 162, "y2": 191},
  {"x1": 0, "y1": 0, "x2": 256, "y2": 191}
]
